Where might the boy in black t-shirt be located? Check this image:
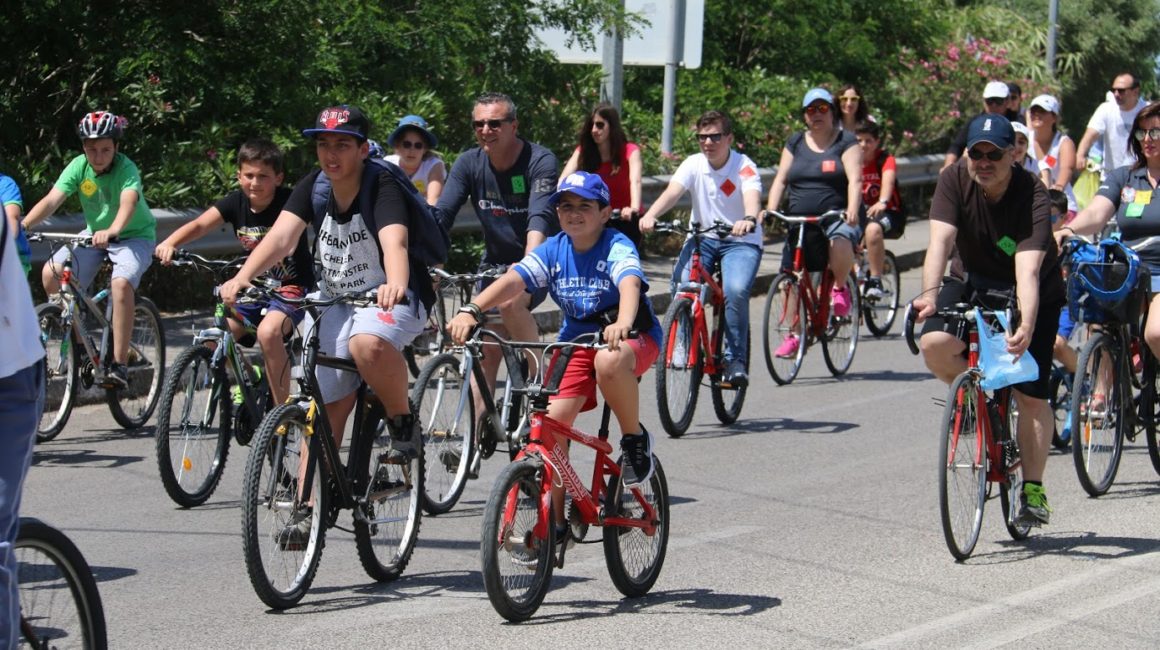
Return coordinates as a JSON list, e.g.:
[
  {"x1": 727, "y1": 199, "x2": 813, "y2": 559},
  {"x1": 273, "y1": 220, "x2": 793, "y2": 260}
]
[{"x1": 156, "y1": 139, "x2": 313, "y2": 406}]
